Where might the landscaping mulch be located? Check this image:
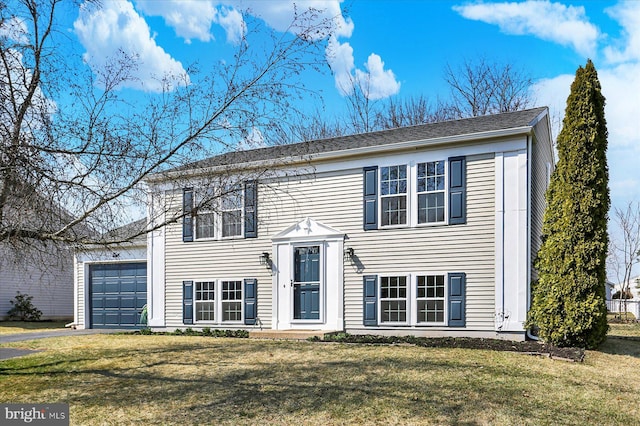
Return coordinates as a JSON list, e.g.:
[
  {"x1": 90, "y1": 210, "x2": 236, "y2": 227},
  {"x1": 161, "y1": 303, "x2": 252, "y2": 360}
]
[{"x1": 318, "y1": 333, "x2": 585, "y2": 362}]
